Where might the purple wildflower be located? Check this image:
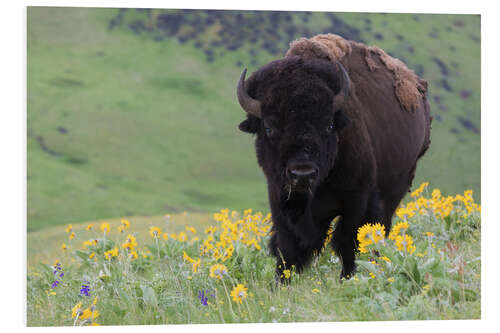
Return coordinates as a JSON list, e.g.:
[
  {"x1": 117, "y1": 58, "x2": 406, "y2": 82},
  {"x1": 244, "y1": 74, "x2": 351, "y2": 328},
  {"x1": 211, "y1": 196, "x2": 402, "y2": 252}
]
[
  {"x1": 53, "y1": 263, "x2": 62, "y2": 275},
  {"x1": 80, "y1": 282, "x2": 91, "y2": 297},
  {"x1": 198, "y1": 290, "x2": 208, "y2": 306},
  {"x1": 50, "y1": 263, "x2": 64, "y2": 289}
]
